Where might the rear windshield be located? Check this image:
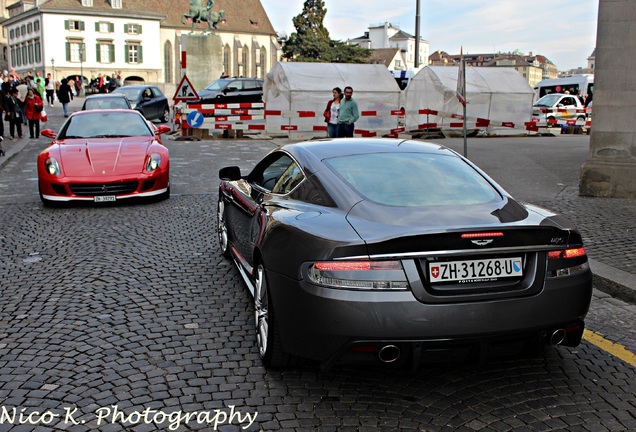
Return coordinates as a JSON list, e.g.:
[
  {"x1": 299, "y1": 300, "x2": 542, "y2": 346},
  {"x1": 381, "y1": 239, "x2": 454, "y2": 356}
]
[{"x1": 324, "y1": 152, "x2": 501, "y2": 207}]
